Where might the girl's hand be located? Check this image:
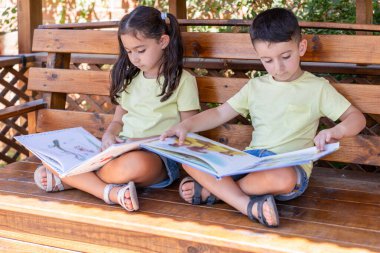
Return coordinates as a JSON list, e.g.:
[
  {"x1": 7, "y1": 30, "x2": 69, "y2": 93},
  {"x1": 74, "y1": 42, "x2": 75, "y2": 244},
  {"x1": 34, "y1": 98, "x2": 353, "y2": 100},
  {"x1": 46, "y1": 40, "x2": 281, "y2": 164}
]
[
  {"x1": 101, "y1": 132, "x2": 125, "y2": 151},
  {"x1": 314, "y1": 127, "x2": 343, "y2": 151},
  {"x1": 160, "y1": 124, "x2": 189, "y2": 145}
]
